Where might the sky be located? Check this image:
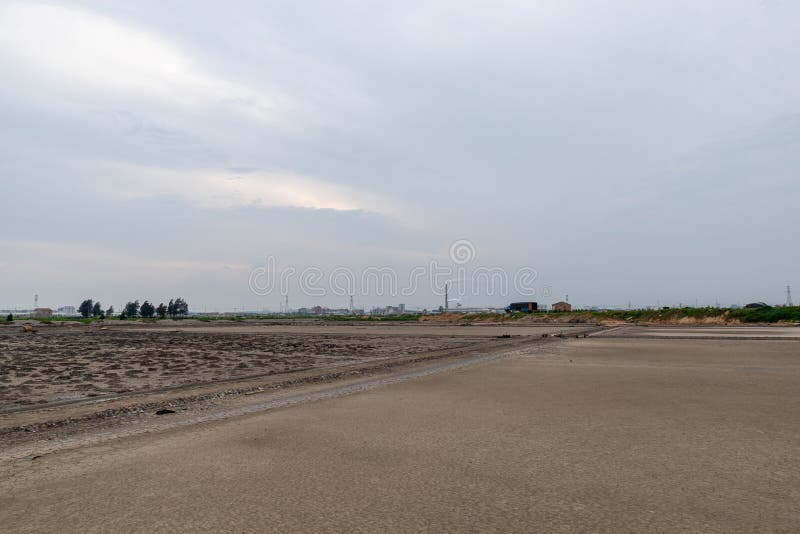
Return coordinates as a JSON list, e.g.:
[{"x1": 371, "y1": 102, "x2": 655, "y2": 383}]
[{"x1": 1, "y1": 0, "x2": 798, "y2": 312}]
